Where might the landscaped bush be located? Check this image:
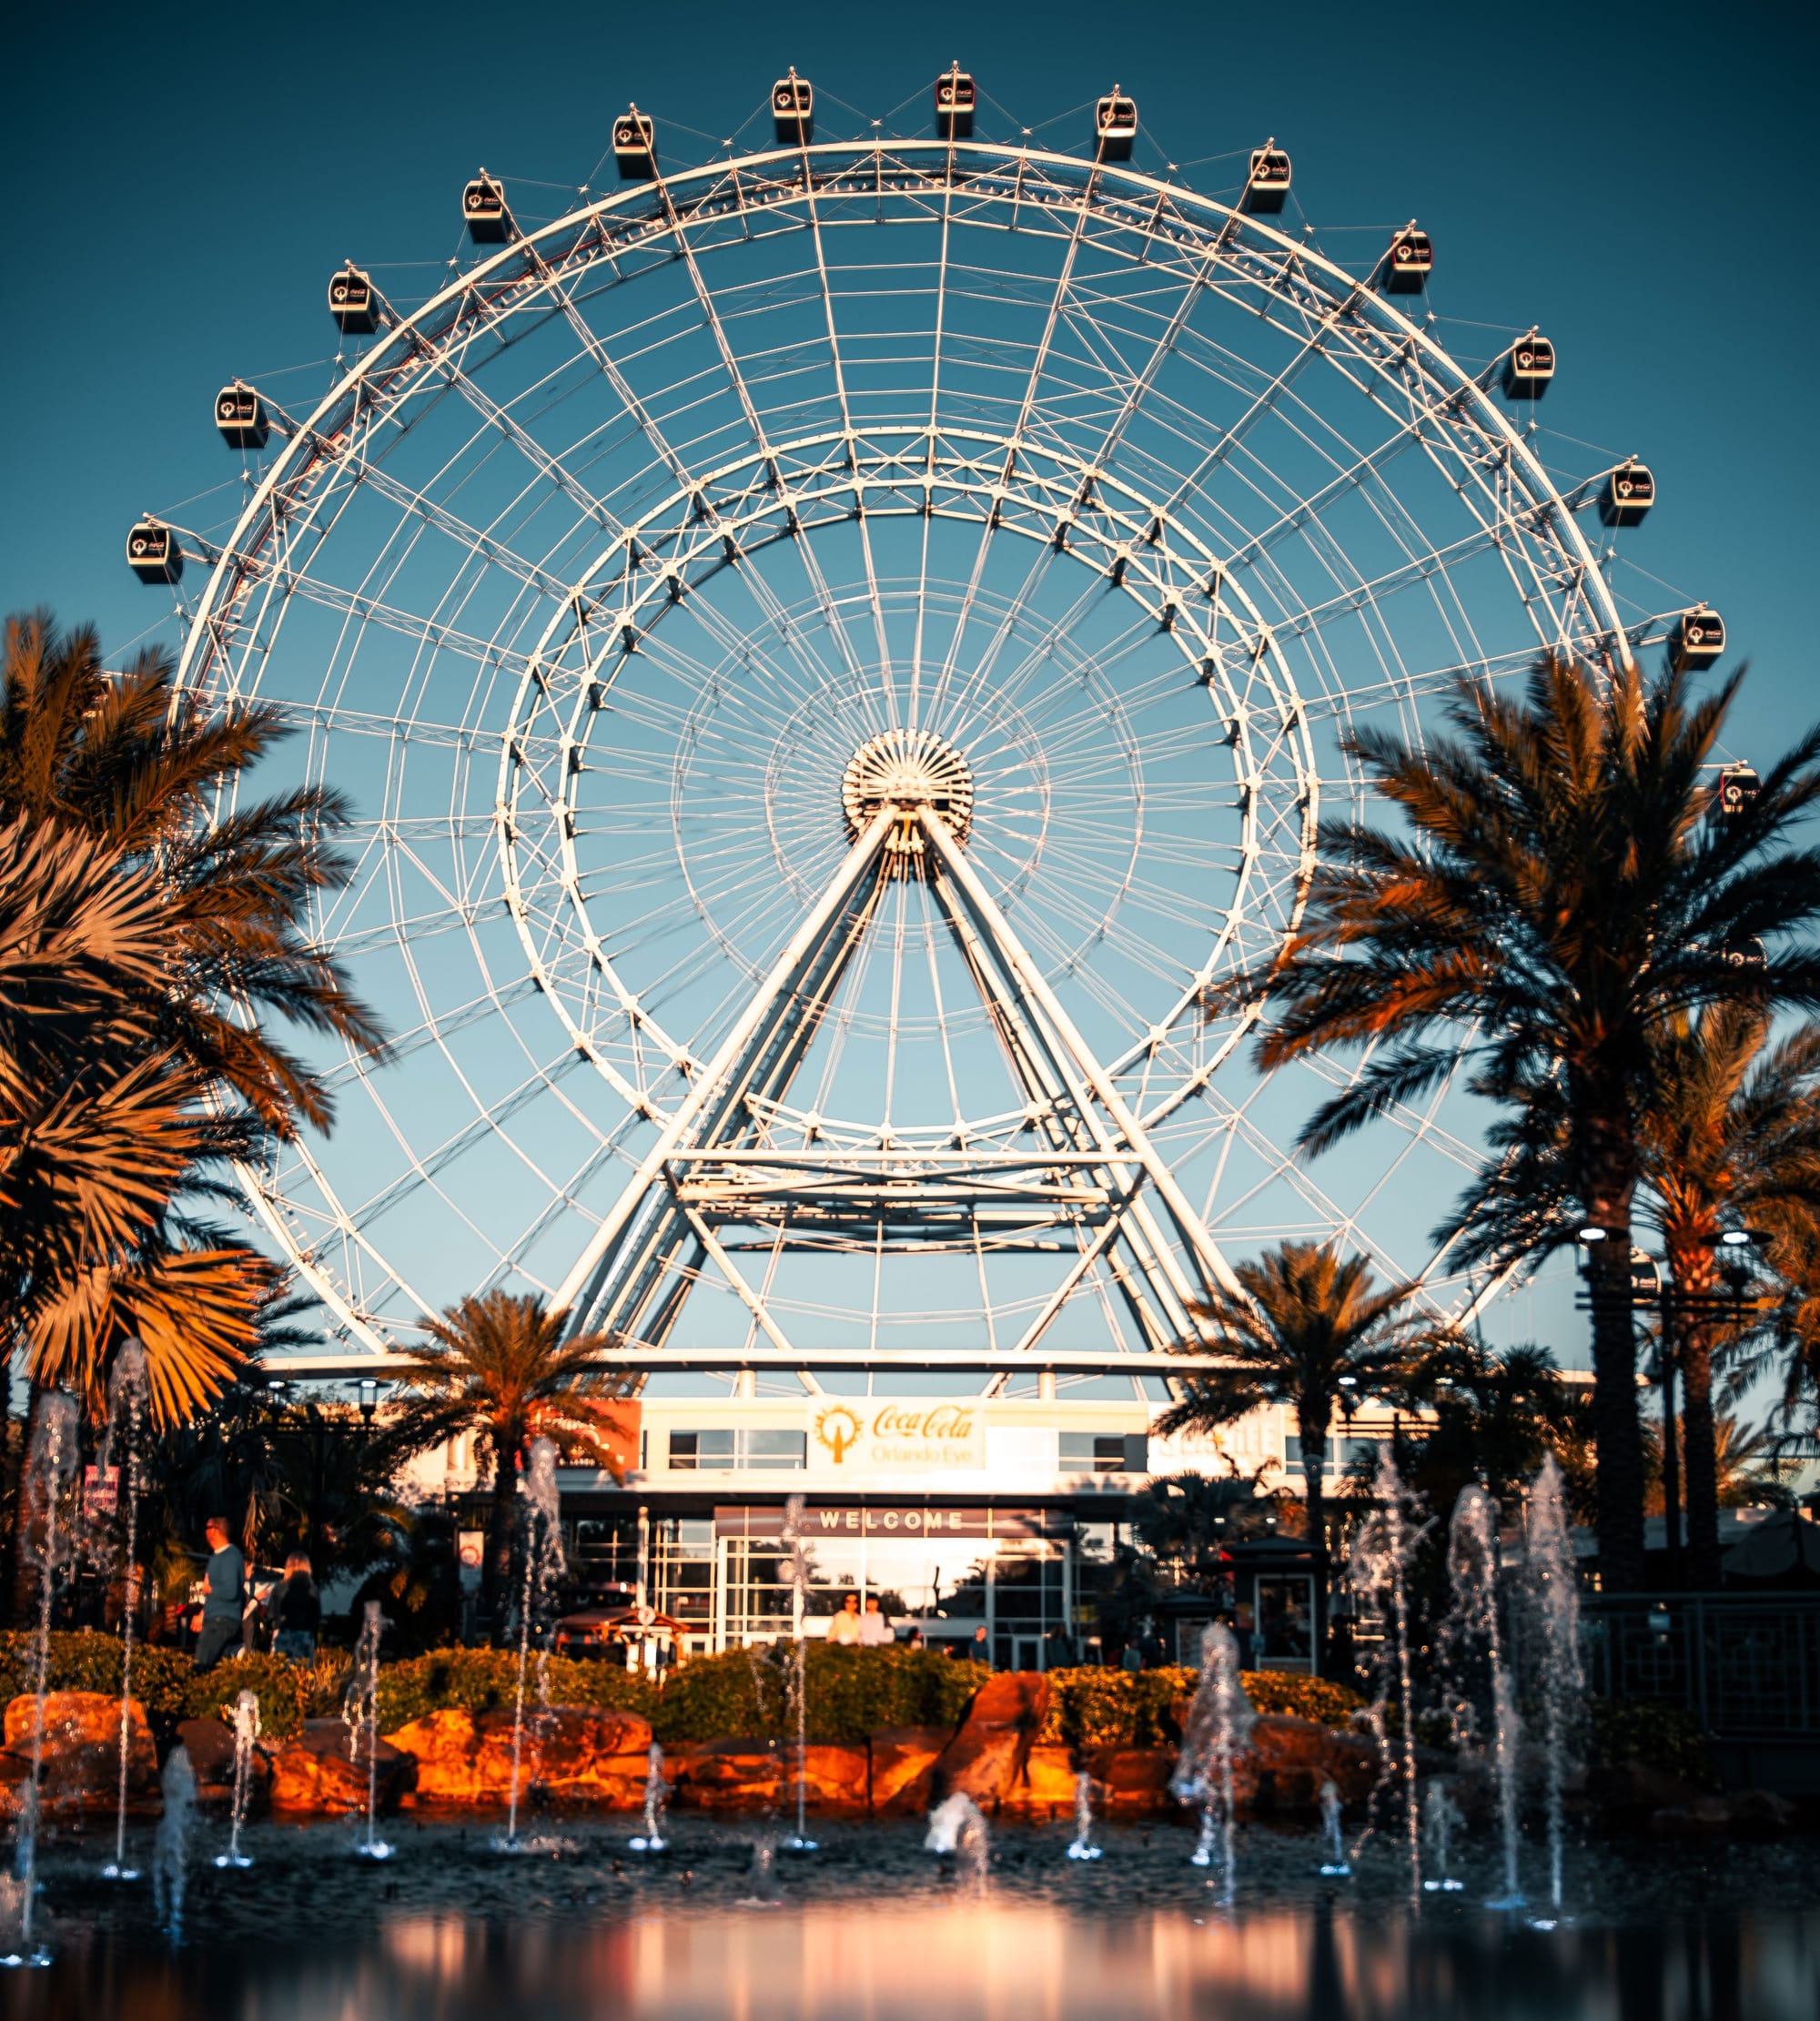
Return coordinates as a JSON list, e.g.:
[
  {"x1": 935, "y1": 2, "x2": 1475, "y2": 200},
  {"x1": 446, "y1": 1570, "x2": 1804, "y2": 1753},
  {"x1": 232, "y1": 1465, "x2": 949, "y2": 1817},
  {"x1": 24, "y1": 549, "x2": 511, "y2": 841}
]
[
  {"x1": 1036, "y1": 1665, "x2": 1367, "y2": 1750},
  {"x1": 652, "y1": 1643, "x2": 979, "y2": 1746},
  {"x1": 1588, "y1": 1696, "x2": 1716, "y2": 1788},
  {"x1": 375, "y1": 1648, "x2": 657, "y2": 1733}
]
